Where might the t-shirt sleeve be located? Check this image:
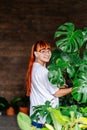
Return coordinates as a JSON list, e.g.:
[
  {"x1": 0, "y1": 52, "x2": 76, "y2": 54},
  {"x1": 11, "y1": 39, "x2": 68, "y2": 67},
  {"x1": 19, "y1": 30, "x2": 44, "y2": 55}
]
[
  {"x1": 36, "y1": 66, "x2": 59, "y2": 95},
  {"x1": 46, "y1": 78, "x2": 59, "y2": 94}
]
